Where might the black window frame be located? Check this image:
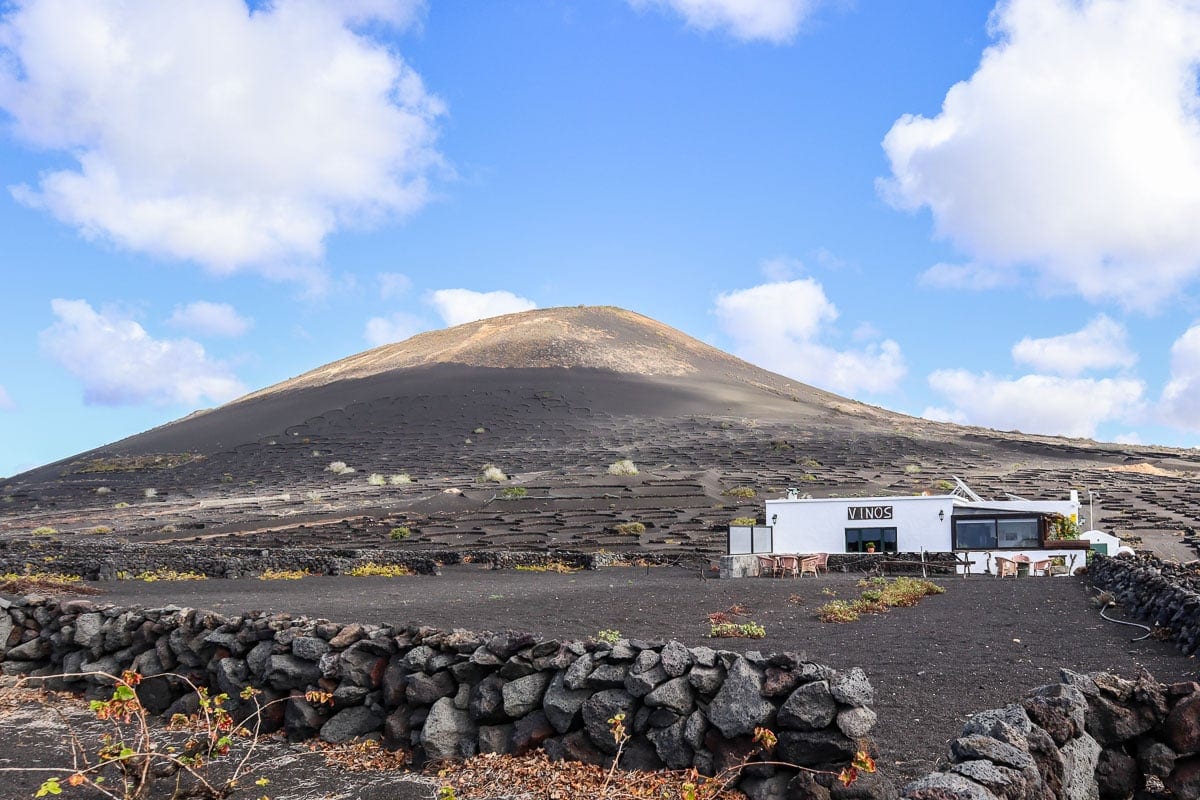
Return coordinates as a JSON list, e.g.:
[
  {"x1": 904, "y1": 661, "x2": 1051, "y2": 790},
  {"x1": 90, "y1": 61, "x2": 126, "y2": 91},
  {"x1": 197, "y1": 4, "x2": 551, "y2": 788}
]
[
  {"x1": 951, "y1": 514, "x2": 1043, "y2": 550},
  {"x1": 845, "y1": 526, "x2": 898, "y2": 553}
]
